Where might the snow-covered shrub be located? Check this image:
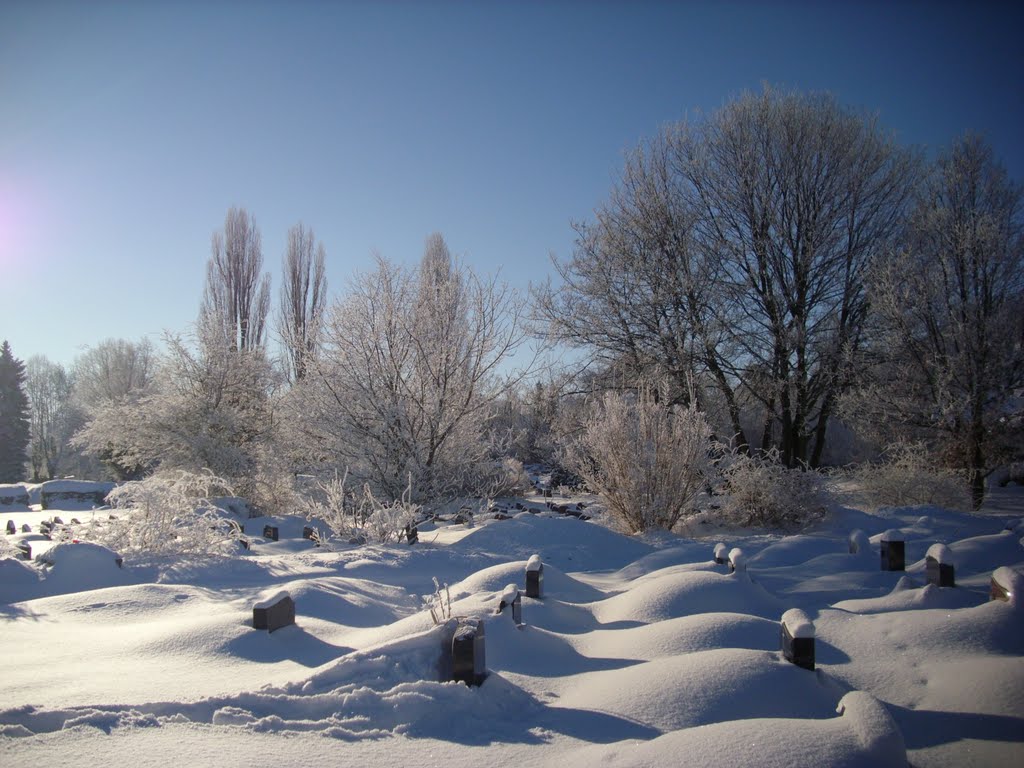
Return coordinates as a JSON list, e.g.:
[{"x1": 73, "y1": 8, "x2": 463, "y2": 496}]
[
  {"x1": 425, "y1": 577, "x2": 453, "y2": 625},
  {"x1": 849, "y1": 443, "x2": 971, "y2": 511},
  {"x1": 303, "y1": 470, "x2": 419, "y2": 545},
  {"x1": 716, "y1": 449, "x2": 830, "y2": 529},
  {"x1": 567, "y1": 384, "x2": 713, "y2": 533},
  {"x1": 91, "y1": 470, "x2": 242, "y2": 556}
]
